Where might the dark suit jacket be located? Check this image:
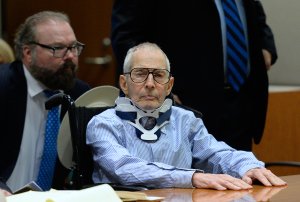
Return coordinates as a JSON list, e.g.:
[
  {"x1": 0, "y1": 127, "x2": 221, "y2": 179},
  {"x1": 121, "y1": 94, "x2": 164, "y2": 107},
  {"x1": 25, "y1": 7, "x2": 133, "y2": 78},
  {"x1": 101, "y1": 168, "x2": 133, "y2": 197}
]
[
  {"x1": 0, "y1": 60, "x2": 90, "y2": 191},
  {"x1": 111, "y1": 0, "x2": 277, "y2": 150}
]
